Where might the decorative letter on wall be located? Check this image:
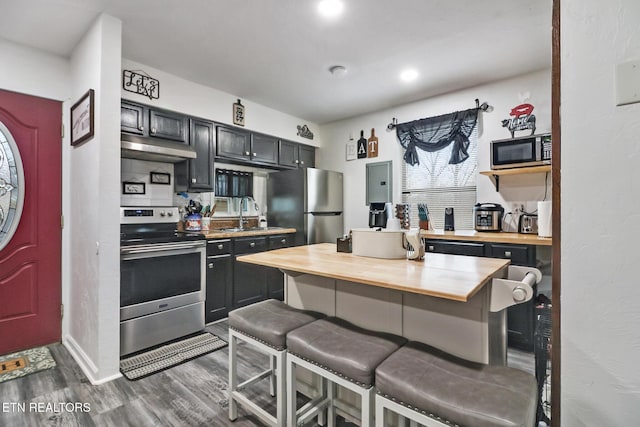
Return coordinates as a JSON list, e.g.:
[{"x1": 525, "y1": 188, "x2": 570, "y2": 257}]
[
  {"x1": 123, "y1": 69, "x2": 160, "y2": 100},
  {"x1": 0, "y1": 122, "x2": 25, "y2": 252}
]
